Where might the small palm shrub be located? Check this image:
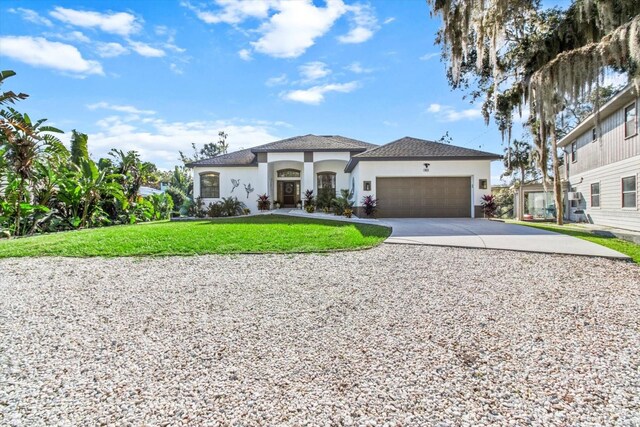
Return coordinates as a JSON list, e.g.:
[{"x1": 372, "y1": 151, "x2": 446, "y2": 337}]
[
  {"x1": 221, "y1": 197, "x2": 247, "y2": 216},
  {"x1": 316, "y1": 187, "x2": 334, "y2": 211},
  {"x1": 332, "y1": 188, "x2": 354, "y2": 216},
  {"x1": 304, "y1": 189, "x2": 315, "y2": 212},
  {"x1": 344, "y1": 207, "x2": 353, "y2": 218},
  {"x1": 362, "y1": 195, "x2": 377, "y2": 217}
]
